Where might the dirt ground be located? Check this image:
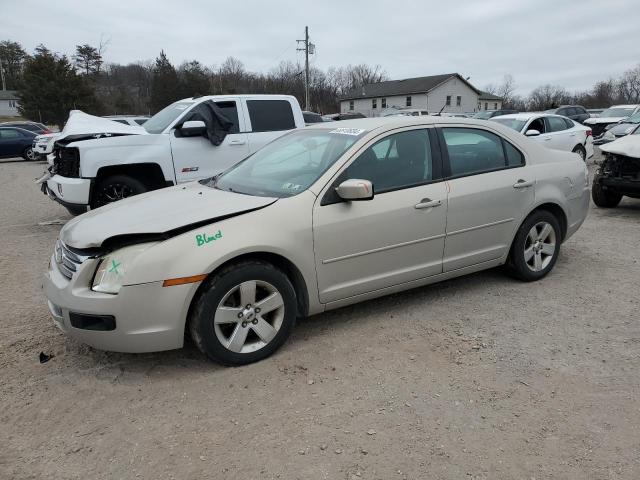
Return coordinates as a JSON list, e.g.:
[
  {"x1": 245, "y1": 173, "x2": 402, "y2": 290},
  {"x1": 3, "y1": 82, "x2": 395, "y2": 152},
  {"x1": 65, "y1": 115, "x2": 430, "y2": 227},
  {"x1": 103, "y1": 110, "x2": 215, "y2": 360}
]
[{"x1": 0, "y1": 154, "x2": 639, "y2": 480}]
